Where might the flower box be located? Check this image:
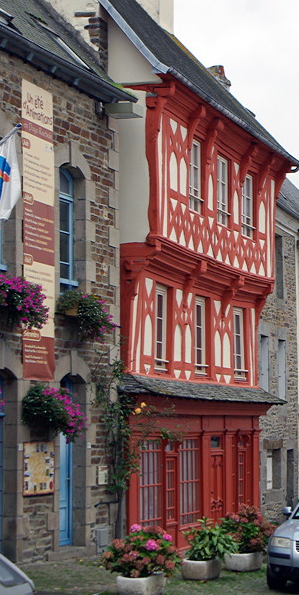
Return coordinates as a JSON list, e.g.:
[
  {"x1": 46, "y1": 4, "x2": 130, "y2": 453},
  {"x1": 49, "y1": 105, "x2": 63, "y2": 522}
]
[
  {"x1": 181, "y1": 558, "x2": 221, "y2": 580},
  {"x1": 224, "y1": 552, "x2": 263, "y2": 572},
  {"x1": 116, "y1": 573, "x2": 165, "y2": 595}
]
